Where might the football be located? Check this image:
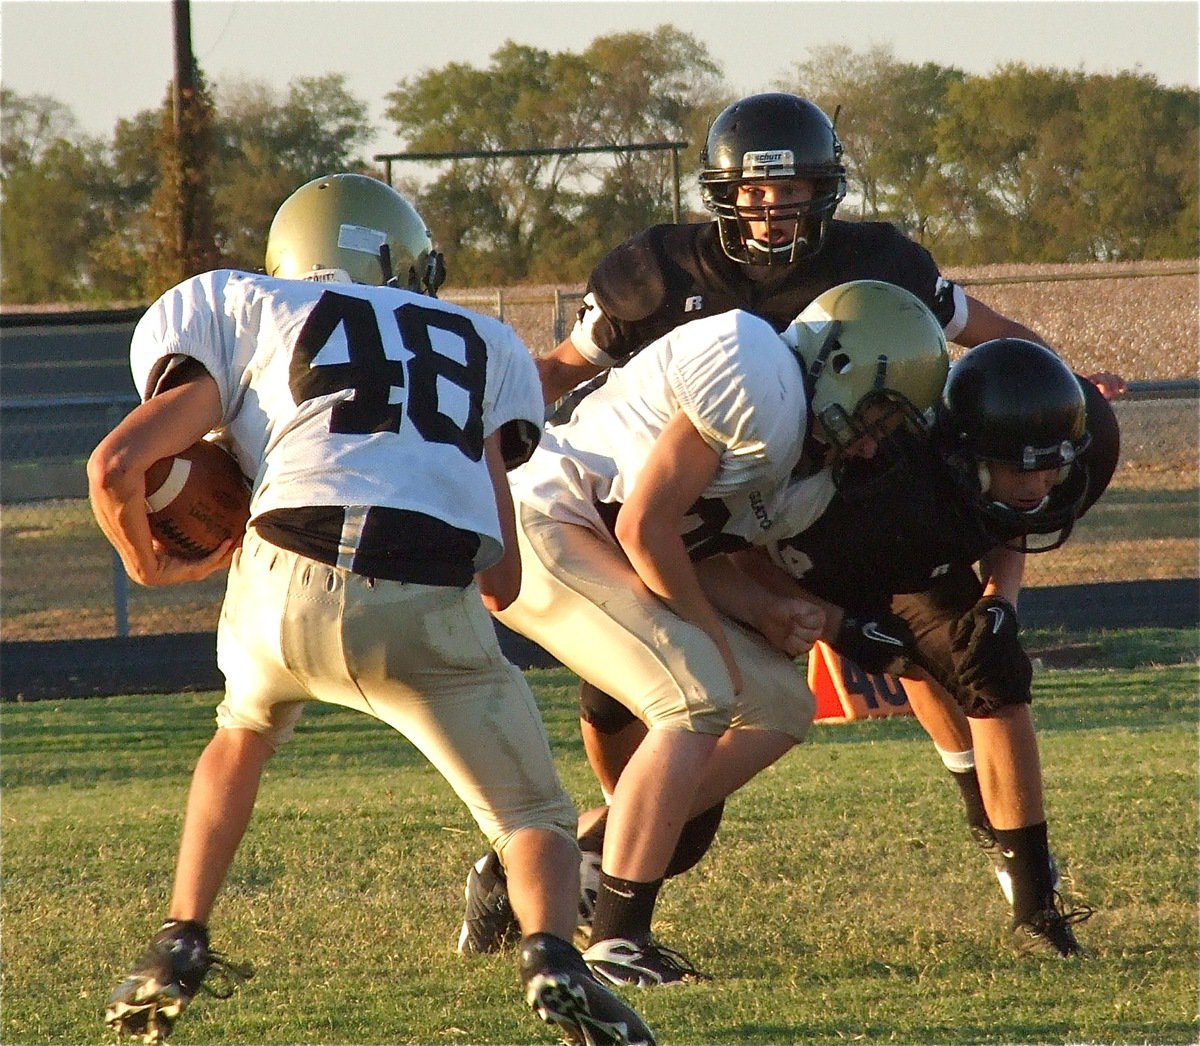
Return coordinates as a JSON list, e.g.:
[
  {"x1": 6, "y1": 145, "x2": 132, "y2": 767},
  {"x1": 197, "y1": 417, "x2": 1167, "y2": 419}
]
[{"x1": 144, "y1": 439, "x2": 251, "y2": 560}]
